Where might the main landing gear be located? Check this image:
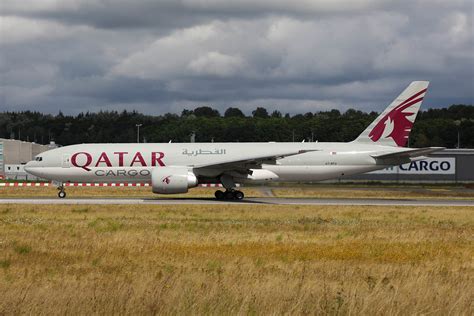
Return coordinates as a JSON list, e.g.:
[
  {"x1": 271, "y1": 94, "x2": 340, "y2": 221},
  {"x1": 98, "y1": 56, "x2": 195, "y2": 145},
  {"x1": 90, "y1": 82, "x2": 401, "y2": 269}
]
[
  {"x1": 215, "y1": 174, "x2": 244, "y2": 200},
  {"x1": 57, "y1": 184, "x2": 66, "y2": 199},
  {"x1": 214, "y1": 189, "x2": 244, "y2": 200}
]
